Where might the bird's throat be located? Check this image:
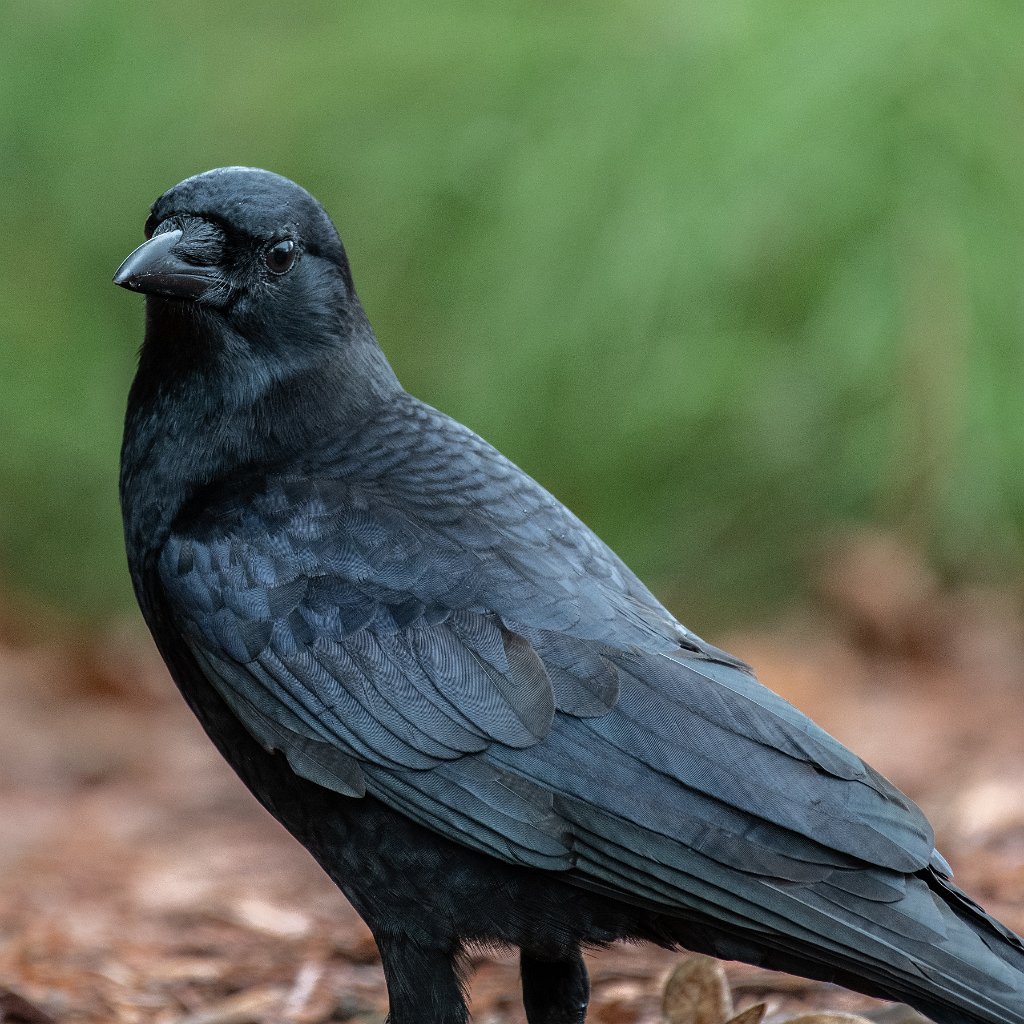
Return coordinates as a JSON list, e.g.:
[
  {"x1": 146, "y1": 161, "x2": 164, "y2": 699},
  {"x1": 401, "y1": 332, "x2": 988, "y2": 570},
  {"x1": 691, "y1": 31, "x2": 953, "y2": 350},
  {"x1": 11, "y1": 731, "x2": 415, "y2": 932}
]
[{"x1": 120, "y1": 301, "x2": 401, "y2": 575}]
